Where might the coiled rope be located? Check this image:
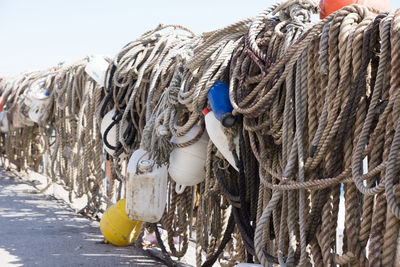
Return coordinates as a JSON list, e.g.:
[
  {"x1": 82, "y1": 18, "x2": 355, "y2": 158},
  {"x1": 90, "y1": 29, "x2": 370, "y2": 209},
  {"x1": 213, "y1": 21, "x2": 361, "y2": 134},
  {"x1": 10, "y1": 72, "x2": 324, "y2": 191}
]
[{"x1": 1, "y1": 1, "x2": 400, "y2": 266}]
